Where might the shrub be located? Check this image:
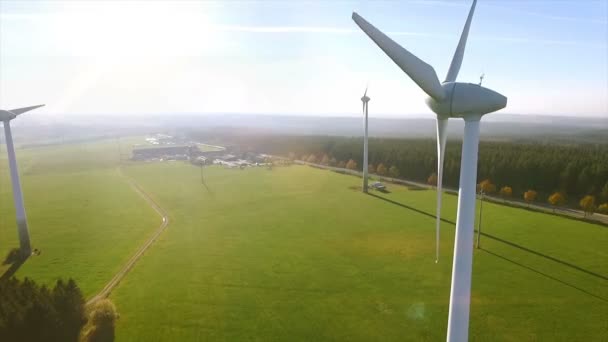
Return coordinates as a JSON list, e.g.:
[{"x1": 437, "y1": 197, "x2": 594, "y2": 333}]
[
  {"x1": 499, "y1": 186, "x2": 513, "y2": 198},
  {"x1": 80, "y1": 299, "x2": 118, "y2": 342}
]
